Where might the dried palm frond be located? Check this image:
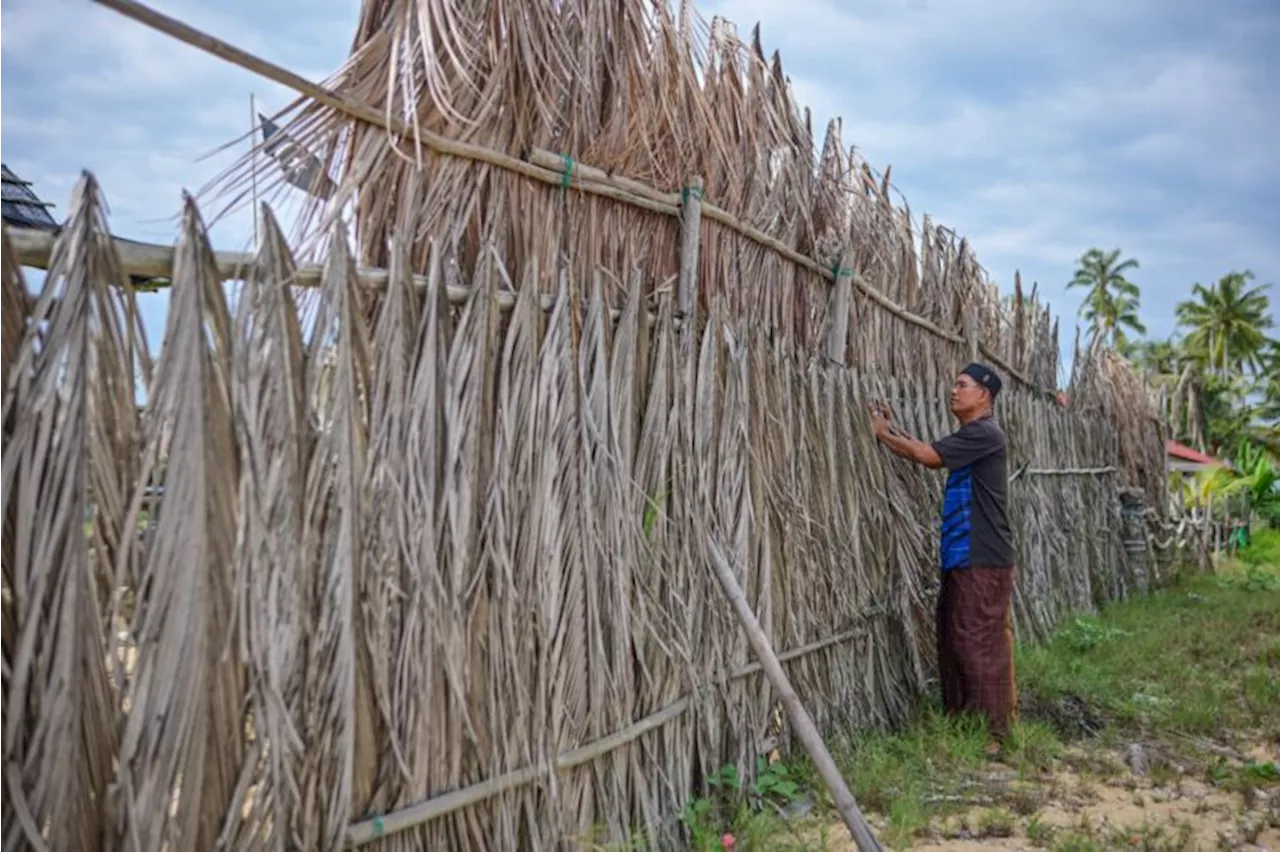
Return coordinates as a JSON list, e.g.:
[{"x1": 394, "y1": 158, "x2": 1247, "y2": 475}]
[
  {"x1": 1, "y1": 172, "x2": 133, "y2": 852},
  {"x1": 529, "y1": 273, "x2": 590, "y2": 840},
  {"x1": 1, "y1": 226, "x2": 33, "y2": 722},
  {"x1": 481, "y1": 263, "x2": 547, "y2": 847},
  {"x1": 113, "y1": 193, "x2": 243, "y2": 851},
  {"x1": 224, "y1": 204, "x2": 311, "y2": 850},
  {"x1": 361, "y1": 229, "x2": 422, "y2": 816},
  {"x1": 297, "y1": 219, "x2": 377, "y2": 852}
]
